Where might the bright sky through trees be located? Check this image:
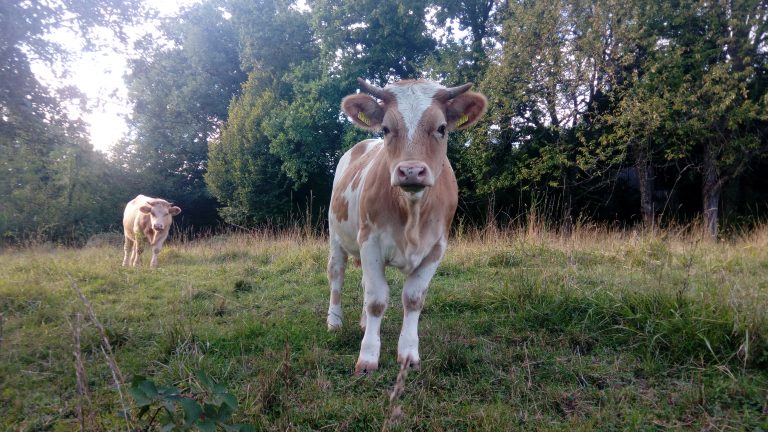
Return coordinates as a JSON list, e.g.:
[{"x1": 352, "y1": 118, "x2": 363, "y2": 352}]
[{"x1": 30, "y1": 0, "x2": 201, "y2": 153}]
